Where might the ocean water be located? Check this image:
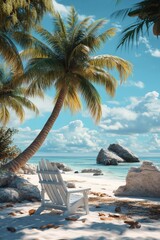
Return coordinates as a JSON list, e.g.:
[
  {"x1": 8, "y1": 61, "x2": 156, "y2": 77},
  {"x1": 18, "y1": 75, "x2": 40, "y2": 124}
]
[{"x1": 29, "y1": 155, "x2": 160, "y2": 181}]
